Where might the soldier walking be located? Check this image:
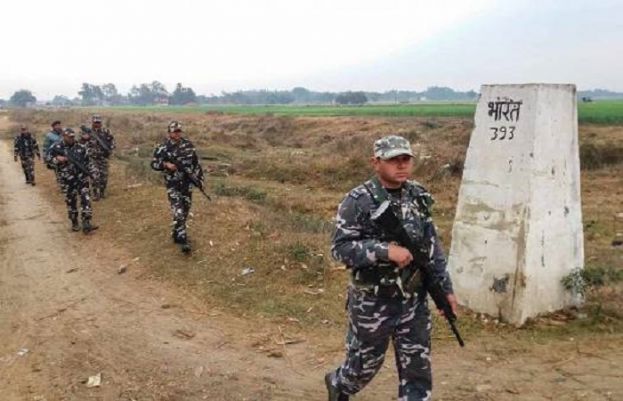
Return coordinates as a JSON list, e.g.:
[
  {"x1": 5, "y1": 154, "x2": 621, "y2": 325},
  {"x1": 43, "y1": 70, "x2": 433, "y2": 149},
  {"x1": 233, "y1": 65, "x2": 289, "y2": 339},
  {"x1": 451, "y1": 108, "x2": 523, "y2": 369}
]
[
  {"x1": 42, "y1": 120, "x2": 64, "y2": 191},
  {"x1": 13, "y1": 125, "x2": 41, "y2": 185},
  {"x1": 47, "y1": 128, "x2": 98, "y2": 234},
  {"x1": 151, "y1": 121, "x2": 204, "y2": 254},
  {"x1": 88, "y1": 115, "x2": 115, "y2": 200},
  {"x1": 79, "y1": 125, "x2": 99, "y2": 190},
  {"x1": 325, "y1": 135, "x2": 458, "y2": 401}
]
